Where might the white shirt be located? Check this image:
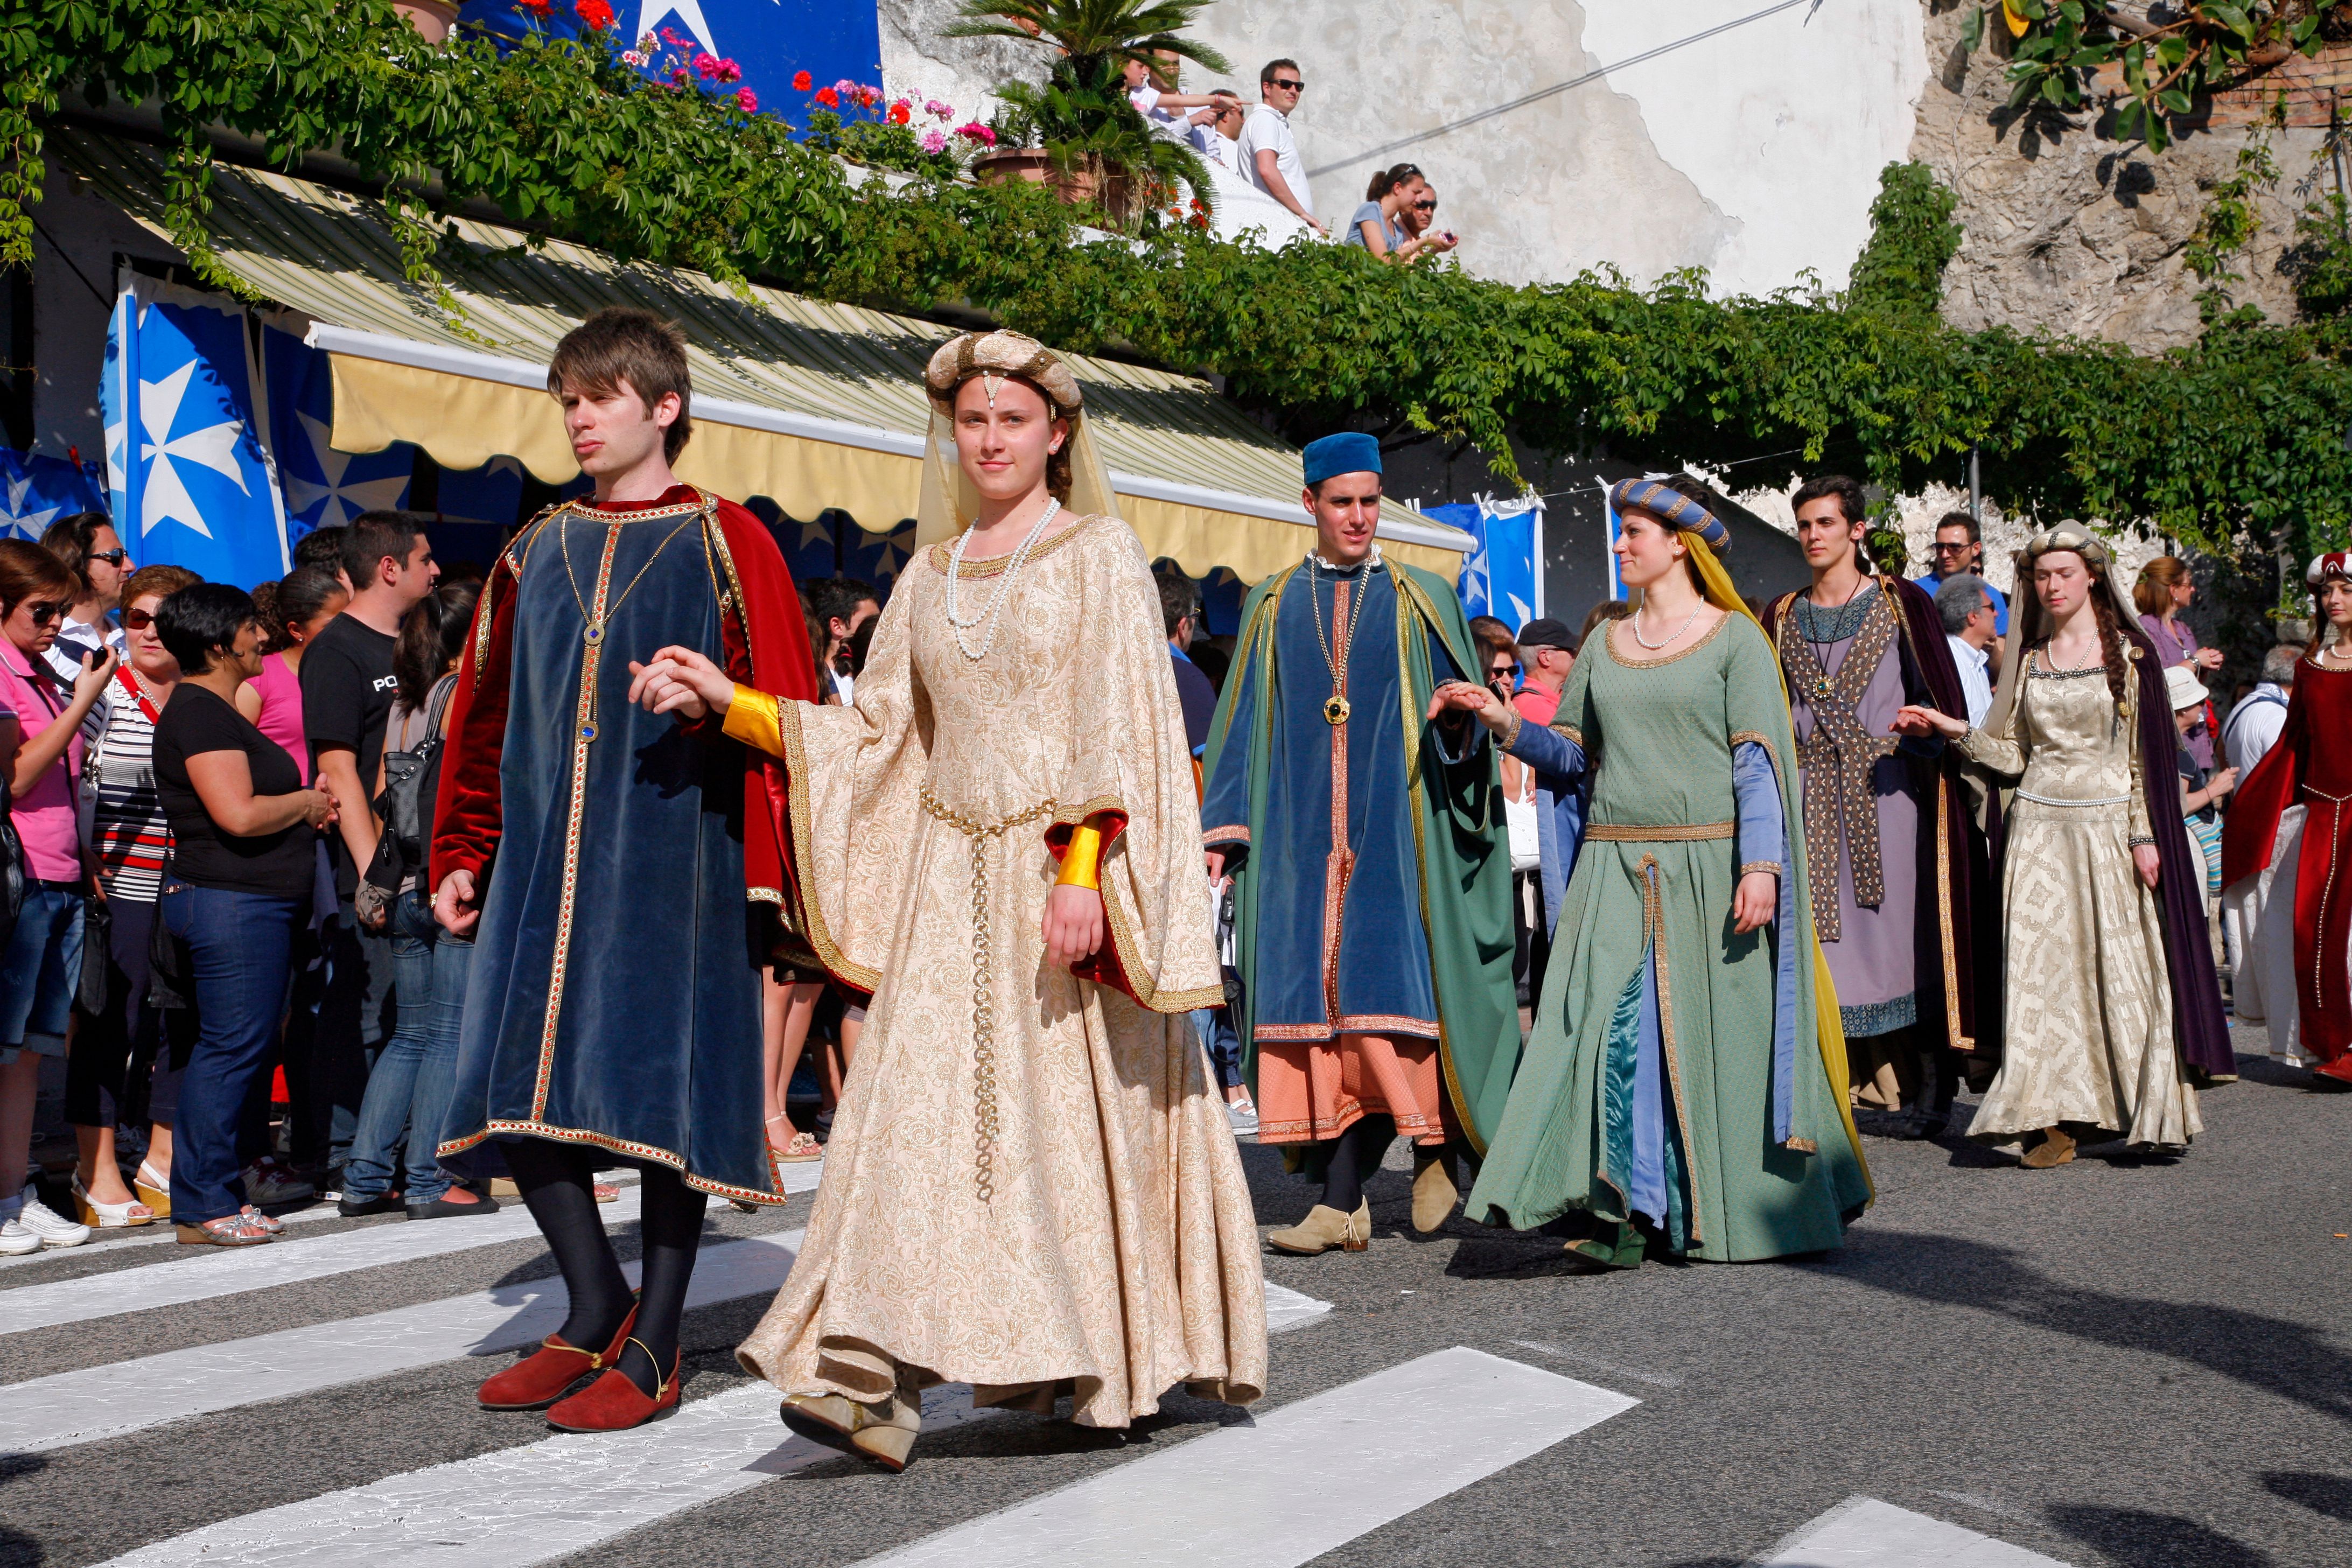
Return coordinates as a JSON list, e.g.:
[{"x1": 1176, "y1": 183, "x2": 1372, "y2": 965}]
[
  {"x1": 1198, "y1": 125, "x2": 1238, "y2": 169},
  {"x1": 2222, "y1": 681, "x2": 2292, "y2": 775},
  {"x1": 1947, "y1": 635, "x2": 1993, "y2": 728},
  {"x1": 1128, "y1": 83, "x2": 1182, "y2": 128},
  {"x1": 1236, "y1": 103, "x2": 1312, "y2": 220}
]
